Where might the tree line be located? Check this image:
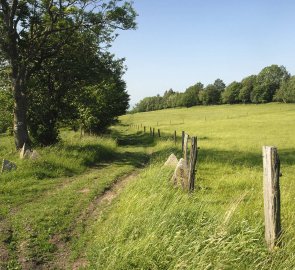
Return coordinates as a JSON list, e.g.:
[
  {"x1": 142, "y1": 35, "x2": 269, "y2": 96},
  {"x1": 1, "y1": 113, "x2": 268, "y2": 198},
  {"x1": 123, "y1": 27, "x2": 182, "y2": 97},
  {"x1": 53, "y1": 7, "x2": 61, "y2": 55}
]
[
  {"x1": 0, "y1": 0, "x2": 137, "y2": 148},
  {"x1": 131, "y1": 65, "x2": 295, "y2": 113}
]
